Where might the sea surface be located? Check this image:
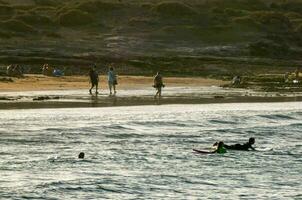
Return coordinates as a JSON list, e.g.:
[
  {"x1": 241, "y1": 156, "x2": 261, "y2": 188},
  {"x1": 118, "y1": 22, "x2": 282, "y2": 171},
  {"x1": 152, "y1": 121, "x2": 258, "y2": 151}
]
[{"x1": 0, "y1": 102, "x2": 301, "y2": 199}]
